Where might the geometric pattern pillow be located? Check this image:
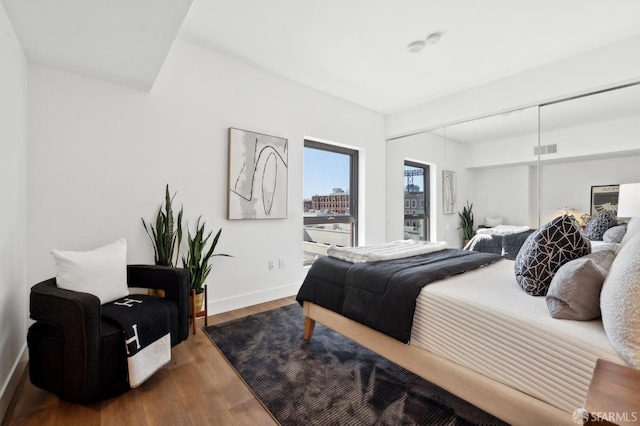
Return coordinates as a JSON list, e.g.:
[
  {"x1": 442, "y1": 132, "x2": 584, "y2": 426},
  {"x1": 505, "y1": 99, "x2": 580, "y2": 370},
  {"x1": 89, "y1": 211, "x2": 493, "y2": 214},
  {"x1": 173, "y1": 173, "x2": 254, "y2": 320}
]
[
  {"x1": 514, "y1": 215, "x2": 591, "y2": 296},
  {"x1": 585, "y1": 210, "x2": 617, "y2": 241}
]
